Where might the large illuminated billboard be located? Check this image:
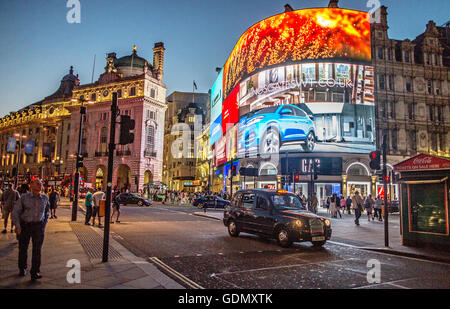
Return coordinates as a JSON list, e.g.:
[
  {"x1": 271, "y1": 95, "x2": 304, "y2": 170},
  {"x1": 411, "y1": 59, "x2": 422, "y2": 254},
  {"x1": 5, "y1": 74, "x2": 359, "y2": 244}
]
[
  {"x1": 210, "y1": 69, "x2": 223, "y2": 146},
  {"x1": 211, "y1": 7, "x2": 375, "y2": 161}
]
